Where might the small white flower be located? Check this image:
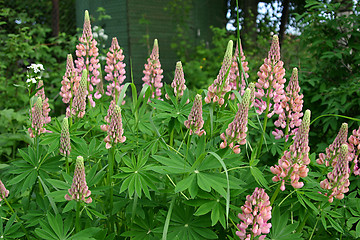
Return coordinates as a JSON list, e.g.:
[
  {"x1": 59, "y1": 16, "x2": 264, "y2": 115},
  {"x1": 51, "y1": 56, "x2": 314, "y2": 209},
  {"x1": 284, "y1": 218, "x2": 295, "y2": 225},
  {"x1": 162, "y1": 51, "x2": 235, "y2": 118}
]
[
  {"x1": 93, "y1": 32, "x2": 98, "y2": 39},
  {"x1": 93, "y1": 26, "x2": 99, "y2": 31},
  {"x1": 103, "y1": 34, "x2": 108, "y2": 41}
]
